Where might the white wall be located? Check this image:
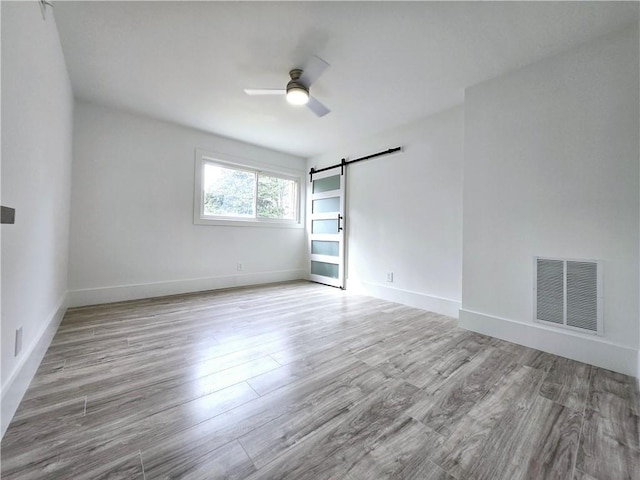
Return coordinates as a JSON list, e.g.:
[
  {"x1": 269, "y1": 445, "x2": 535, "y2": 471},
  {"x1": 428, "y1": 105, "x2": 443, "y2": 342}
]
[
  {"x1": 68, "y1": 102, "x2": 307, "y2": 305},
  {"x1": 308, "y1": 106, "x2": 464, "y2": 317},
  {"x1": 1, "y1": 2, "x2": 74, "y2": 436},
  {"x1": 461, "y1": 25, "x2": 640, "y2": 376}
]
